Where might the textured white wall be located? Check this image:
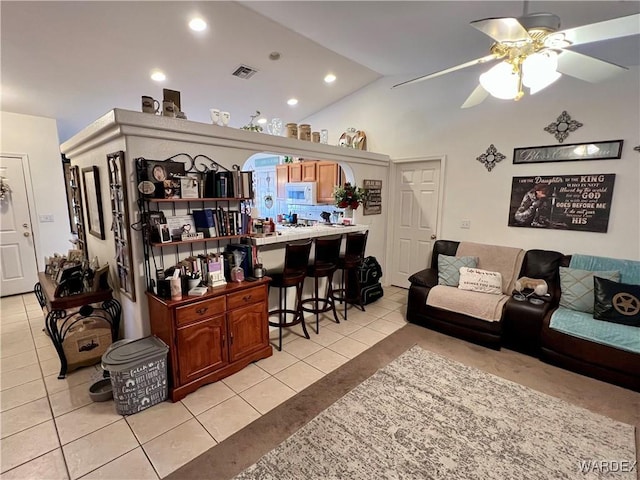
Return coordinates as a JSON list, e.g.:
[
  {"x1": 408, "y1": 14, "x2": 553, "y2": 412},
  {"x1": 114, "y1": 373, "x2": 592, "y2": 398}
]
[
  {"x1": 0, "y1": 111, "x2": 70, "y2": 269},
  {"x1": 303, "y1": 68, "x2": 640, "y2": 260}
]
